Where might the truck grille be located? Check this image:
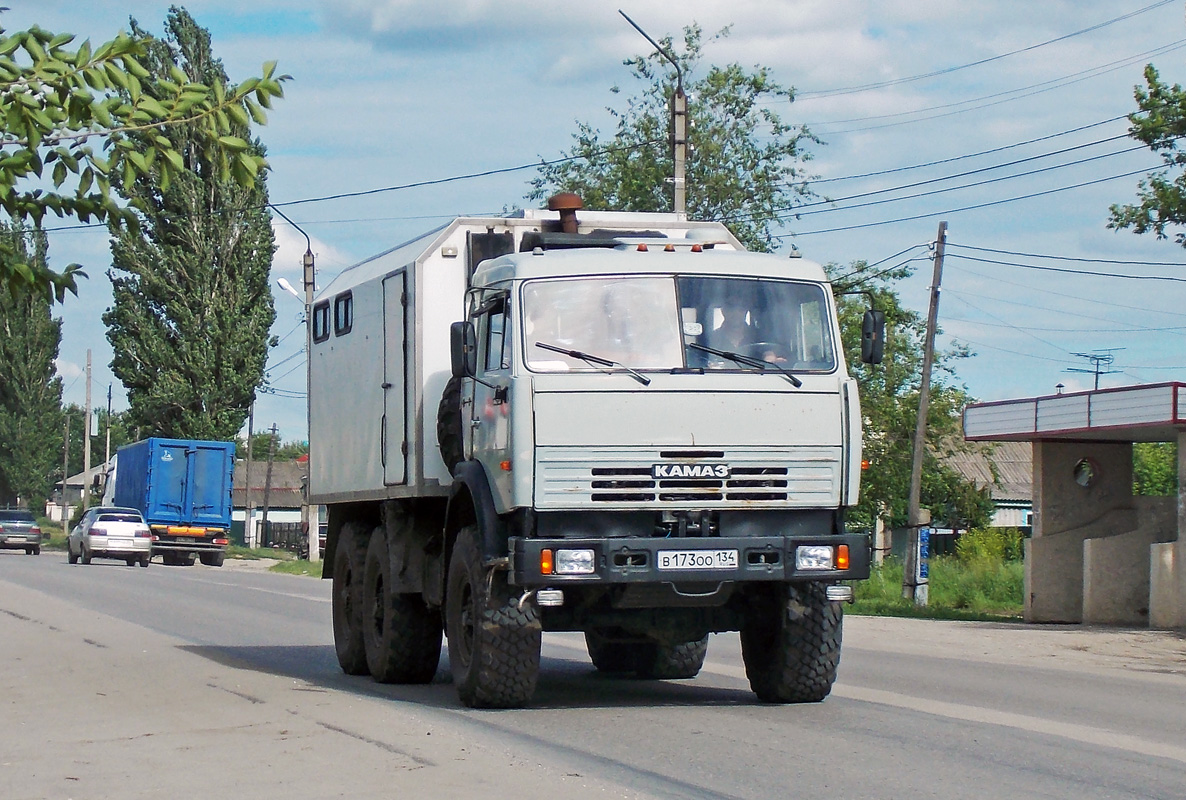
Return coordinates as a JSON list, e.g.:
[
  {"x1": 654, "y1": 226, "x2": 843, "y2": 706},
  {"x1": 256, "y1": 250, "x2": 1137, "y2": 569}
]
[
  {"x1": 535, "y1": 447, "x2": 841, "y2": 510},
  {"x1": 590, "y1": 466, "x2": 789, "y2": 502}
]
